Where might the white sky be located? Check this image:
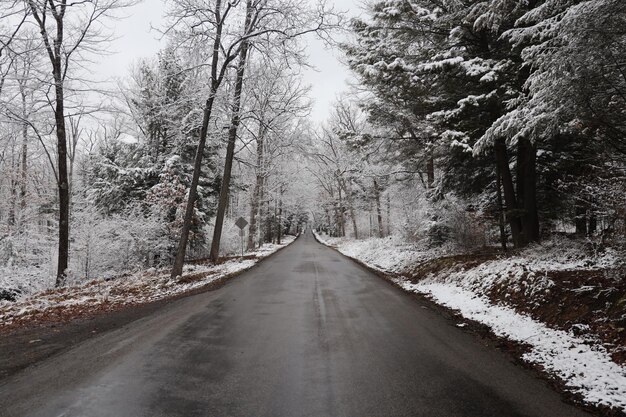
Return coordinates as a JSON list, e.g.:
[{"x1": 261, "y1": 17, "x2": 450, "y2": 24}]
[{"x1": 97, "y1": 0, "x2": 362, "y2": 123}]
